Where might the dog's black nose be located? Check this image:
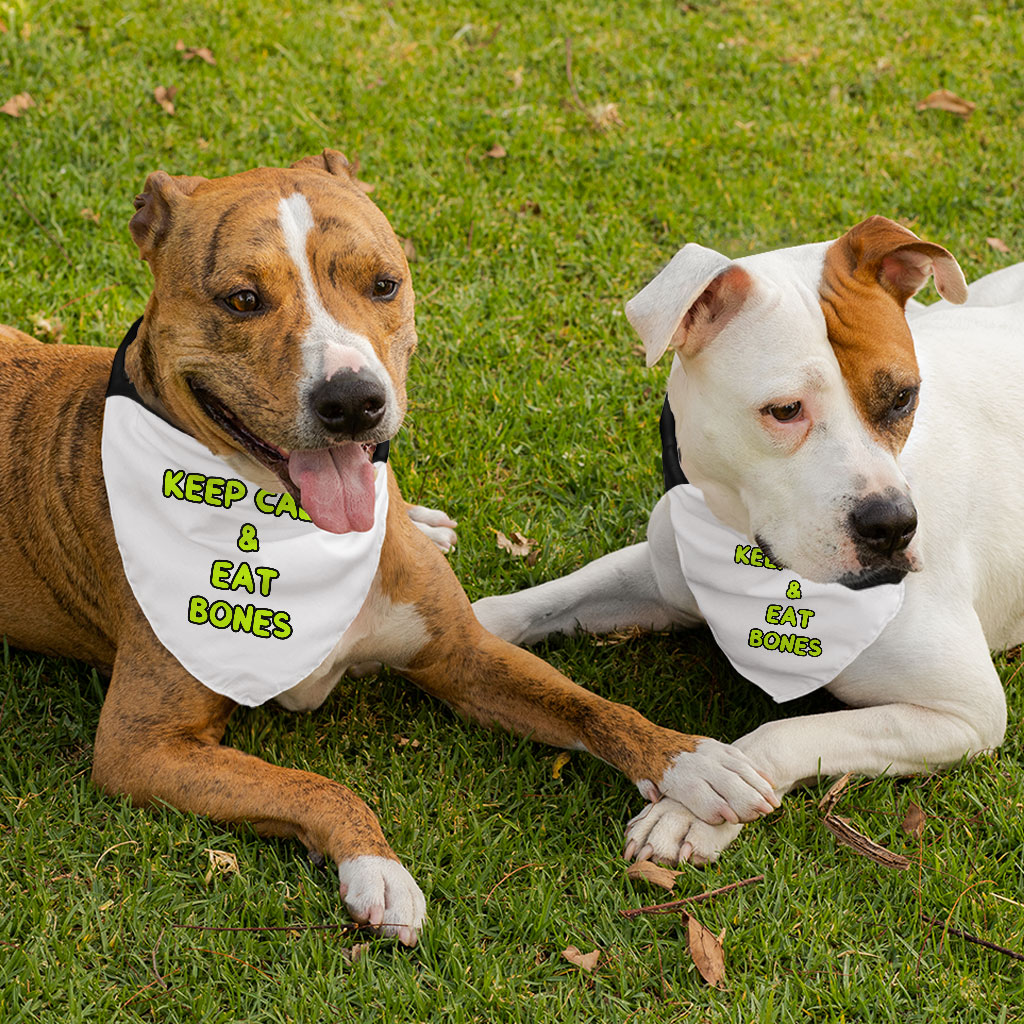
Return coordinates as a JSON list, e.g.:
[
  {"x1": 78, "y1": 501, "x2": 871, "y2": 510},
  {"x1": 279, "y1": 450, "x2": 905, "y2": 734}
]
[
  {"x1": 309, "y1": 373, "x2": 386, "y2": 436},
  {"x1": 849, "y1": 492, "x2": 917, "y2": 559}
]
